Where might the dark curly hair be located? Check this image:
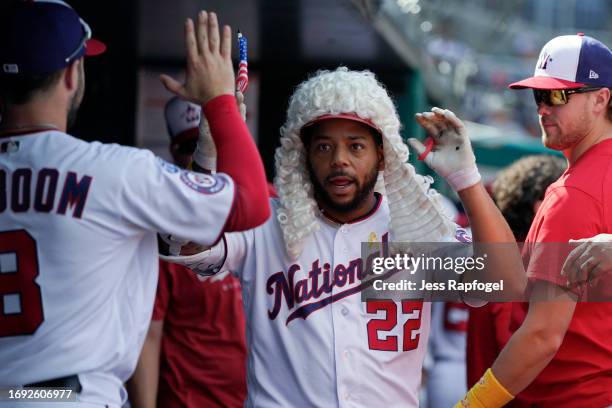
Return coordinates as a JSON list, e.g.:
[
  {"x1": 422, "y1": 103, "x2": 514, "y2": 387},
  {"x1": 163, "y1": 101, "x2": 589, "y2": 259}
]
[{"x1": 492, "y1": 155, "x2": 566, "y2": 241}]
